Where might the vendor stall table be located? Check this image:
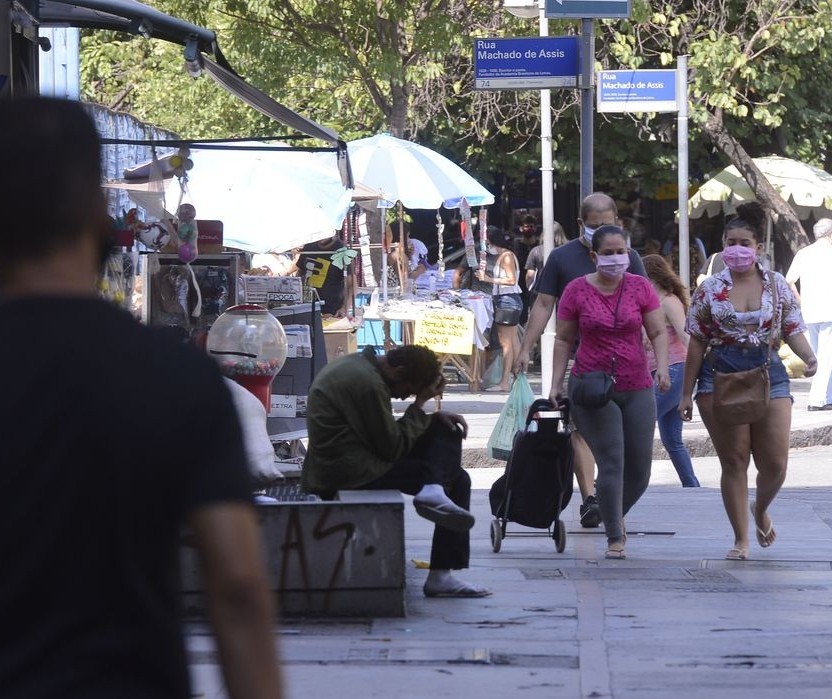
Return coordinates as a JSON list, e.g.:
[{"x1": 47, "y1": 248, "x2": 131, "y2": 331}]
[{"x1": 363, "y1": 292, "x2": 492, "y2": 392}]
